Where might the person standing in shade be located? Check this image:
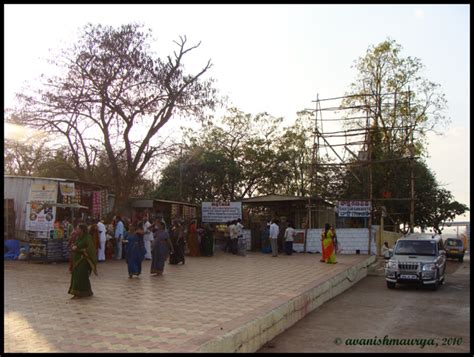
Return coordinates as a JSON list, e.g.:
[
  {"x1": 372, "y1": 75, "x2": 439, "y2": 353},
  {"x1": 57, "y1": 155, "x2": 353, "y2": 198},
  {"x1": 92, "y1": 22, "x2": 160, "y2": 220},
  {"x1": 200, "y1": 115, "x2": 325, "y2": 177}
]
[
  {"x1": 68, "y1": 223, "x2": 97, "y2": 298},
  {"x1": 169, "y1": 219, "x2": 186, "y2": 265},
  {"x1": 97, "y1": 218, "x2": 107, "y2": 262},
  {"x1": 187, "y1": 219, "x2": 200, "y2": 257},
  {"x1": 89, "y1": 221, "x2": 100, "y2": 258},
  {"x1": 229, "y1": 220, "x2": 238, "y2": 255},
  {"x1": 201, "y1": 223, "x2": 214, "y2": 257},
  {"x1": 236, "y1": 218, "x2": 246, "y2": 256},
  {"x1": 382, "y1": 241, "x2": 390, "y2": 259},
  {"x1": 261, "y1": 220, "x2": 271, "y2": 254},
  {"x1": 284, "y1": 221, "x2": 296, "y2": 255},
  {"x1": 114, "y1": 215, "x2": 124, "y2": 260},
  {"x1": 143, "y1": 216, "x2": 153, "y2": 260},
  {"x1": 224, "y1": 221, "x2": 232, "y2": 253},
  {"x1": 270, "y1": 219, "x2": 280, "y2": 257},
  {"x1": 151, "y1": 221, "x2": 174, "y2": 276}
]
